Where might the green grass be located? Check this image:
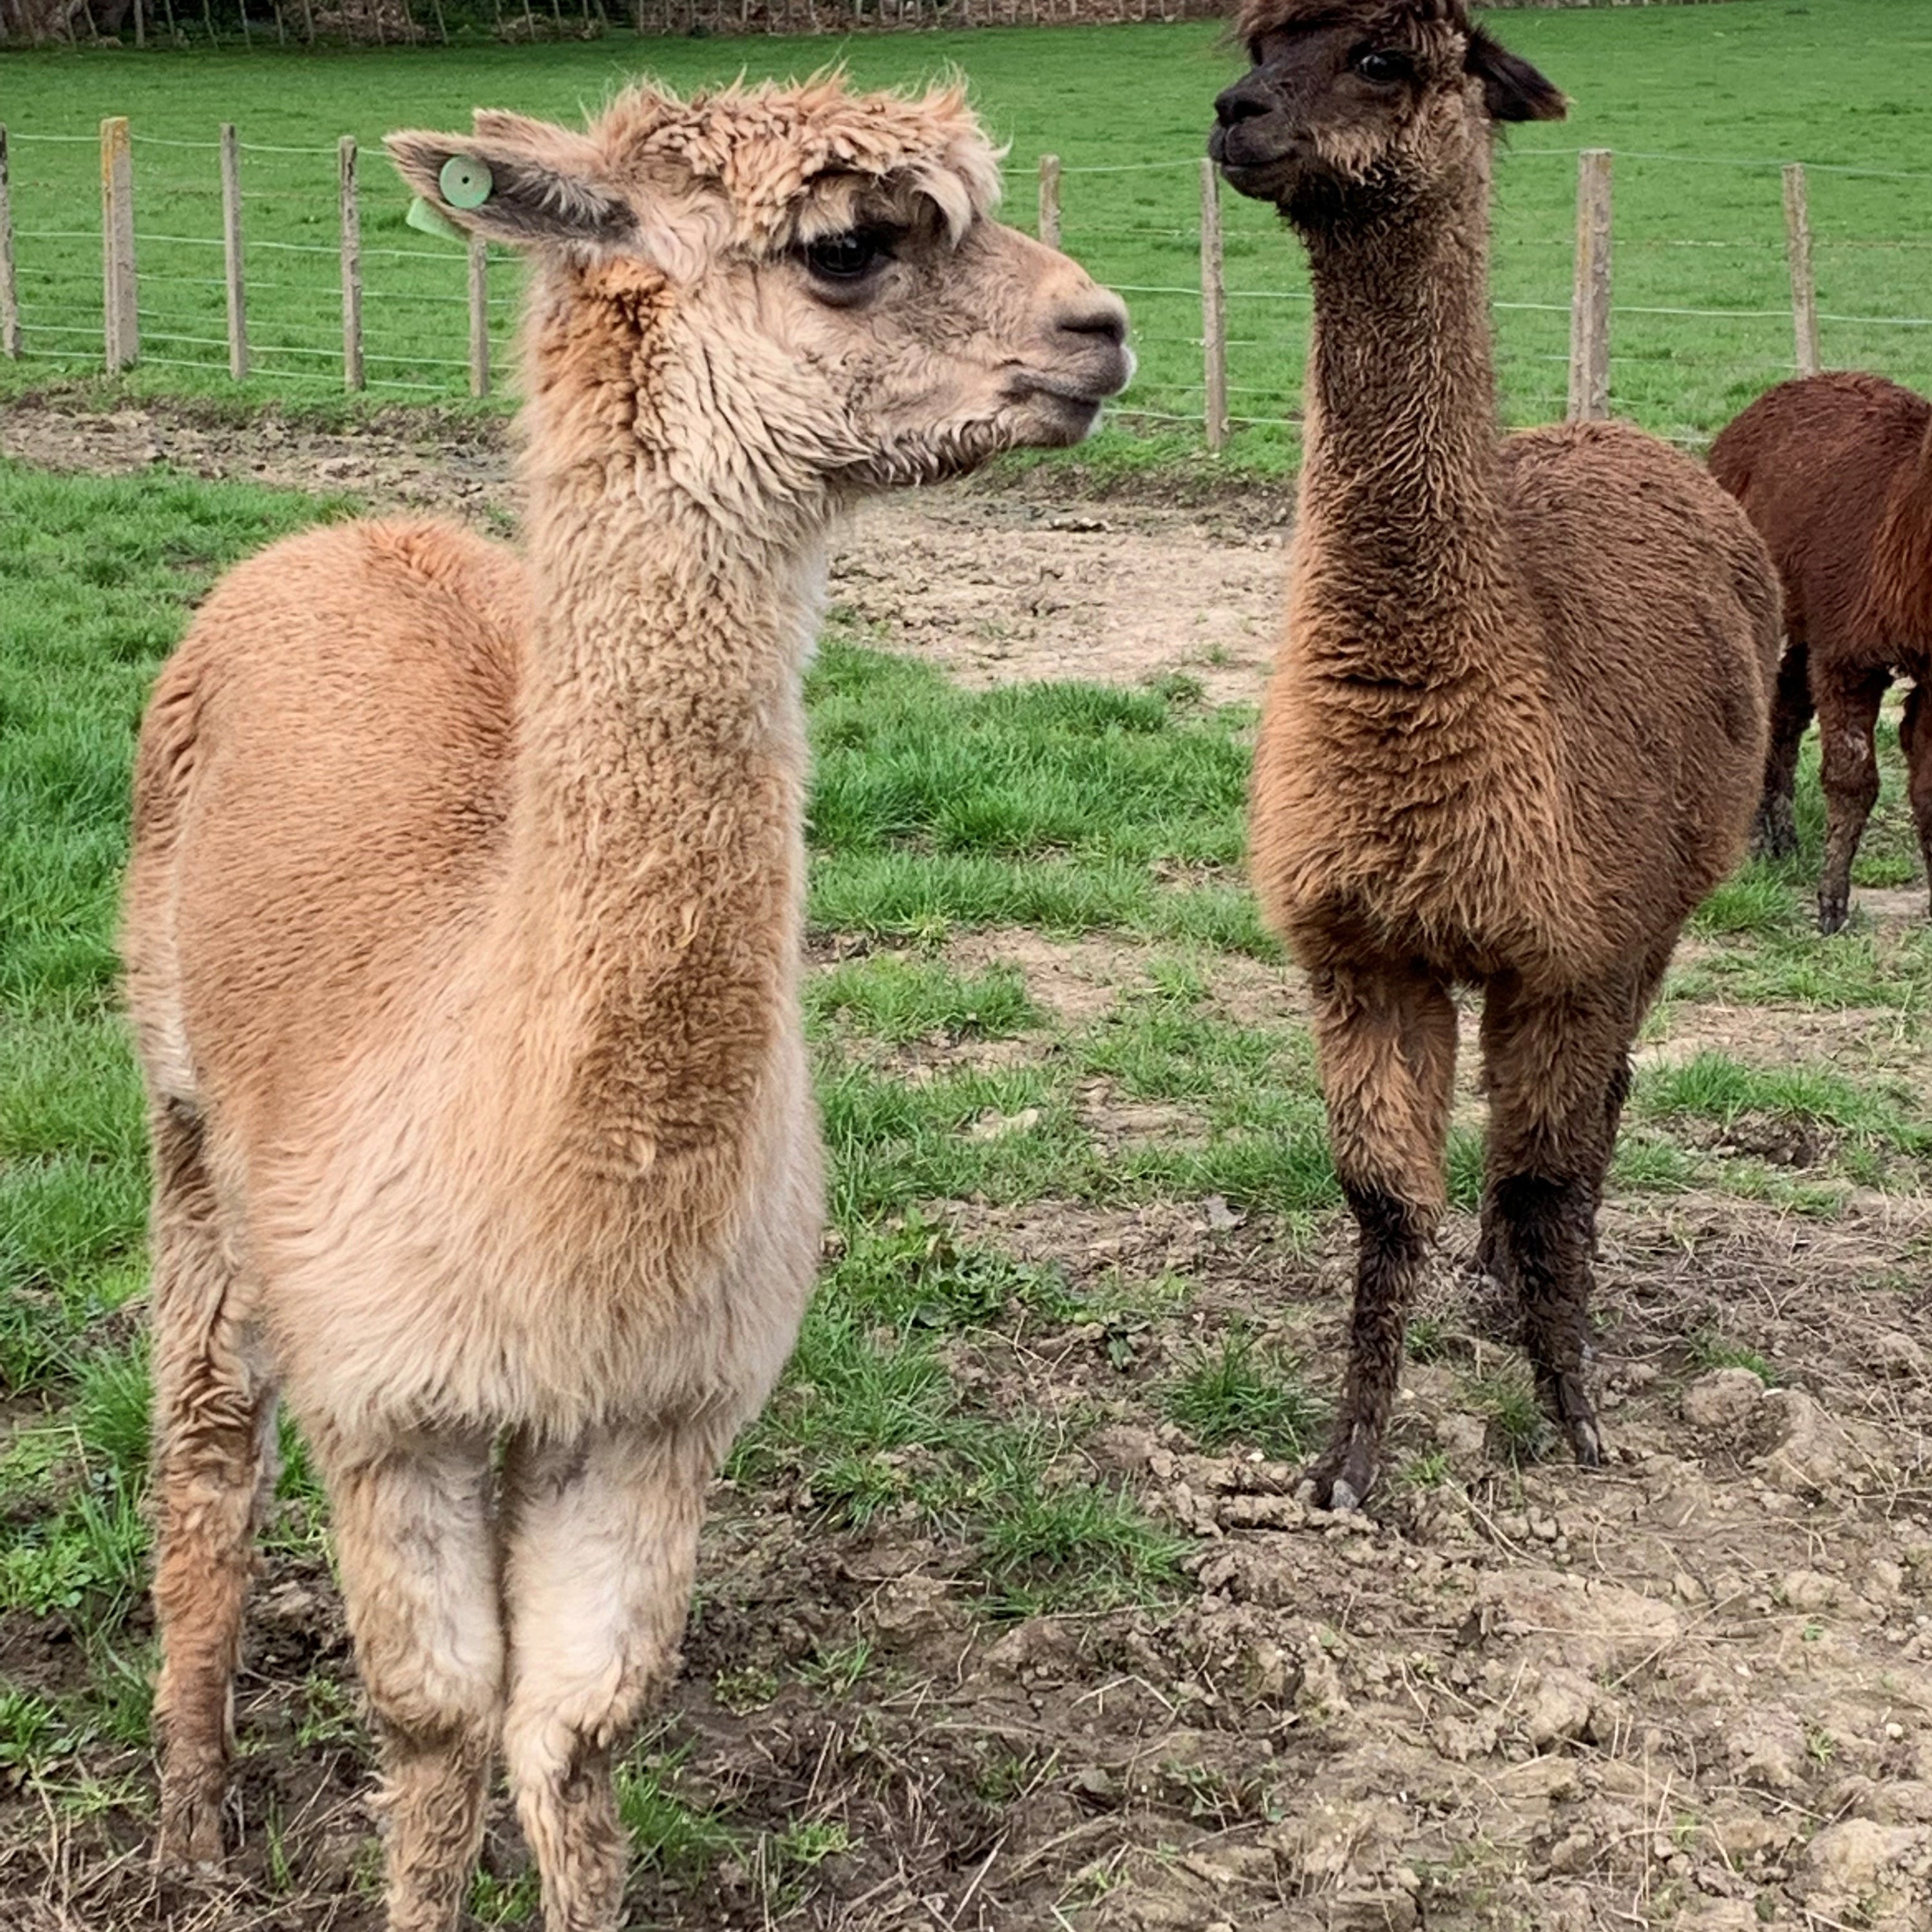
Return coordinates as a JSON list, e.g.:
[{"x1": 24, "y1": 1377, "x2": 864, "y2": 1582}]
[
  {"x1": 1166, "y1": 1328, "x2": 1325, "y2": 1462},
  {"x1": 1638, "y1": 1048, "x2": 1932, "y2": 1157},
  {"x1": 809, "y1": 954, "x2": 1037, "y2": 1045},
  {"x1": 725, "y1": 1219, "x2": 1184, "y2": 1616},
  {"x1": 6, "y1": 1, "x2": 1932, "y2": 468}
]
